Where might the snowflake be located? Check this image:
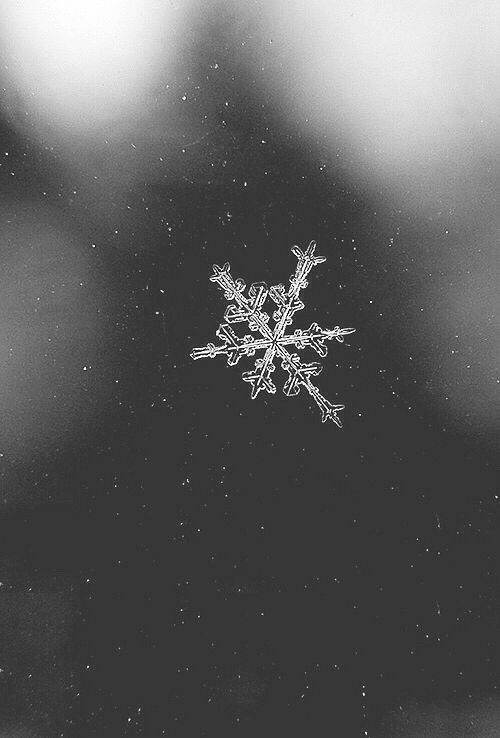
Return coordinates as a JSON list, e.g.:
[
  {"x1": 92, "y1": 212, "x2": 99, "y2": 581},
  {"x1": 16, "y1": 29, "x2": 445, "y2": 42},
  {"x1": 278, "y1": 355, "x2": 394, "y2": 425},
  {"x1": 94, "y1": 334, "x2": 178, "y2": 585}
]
[{"x1": 190, "y1": 241, "x2": 355, "y2": 426}]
